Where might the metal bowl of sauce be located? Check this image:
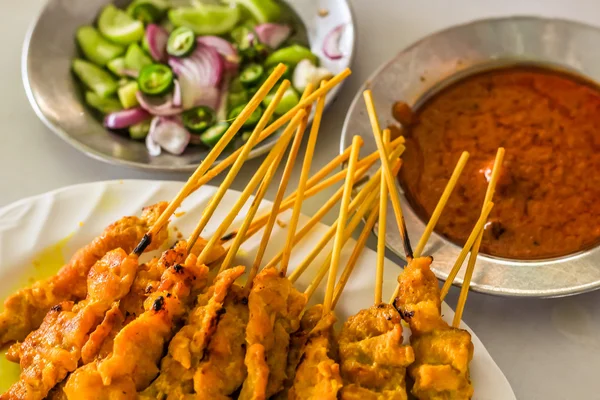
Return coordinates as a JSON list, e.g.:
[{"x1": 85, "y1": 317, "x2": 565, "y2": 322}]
[{"x1": 341, "y1": 16, "x2": 600, "y2": 297}]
